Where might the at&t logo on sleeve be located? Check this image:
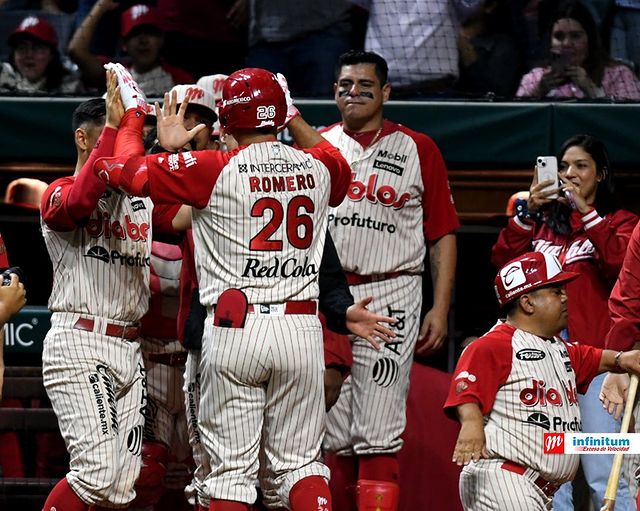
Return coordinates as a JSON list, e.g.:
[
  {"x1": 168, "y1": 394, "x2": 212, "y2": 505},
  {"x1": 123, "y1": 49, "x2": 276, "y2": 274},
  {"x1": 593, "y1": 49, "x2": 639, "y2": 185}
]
[{"x1": 544, "y1": 433, "x2": 640, "y2": 454}]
